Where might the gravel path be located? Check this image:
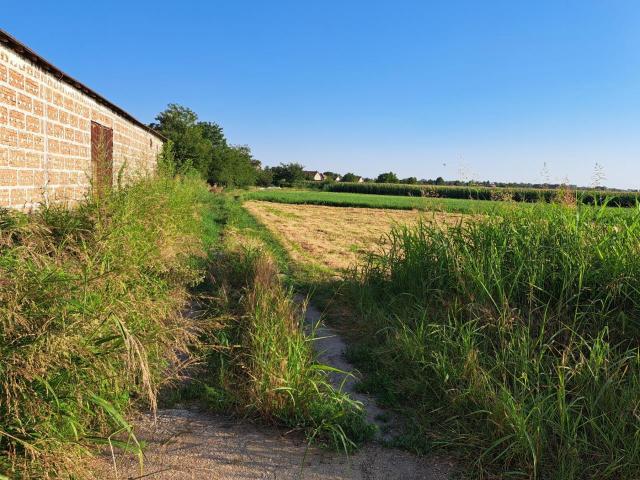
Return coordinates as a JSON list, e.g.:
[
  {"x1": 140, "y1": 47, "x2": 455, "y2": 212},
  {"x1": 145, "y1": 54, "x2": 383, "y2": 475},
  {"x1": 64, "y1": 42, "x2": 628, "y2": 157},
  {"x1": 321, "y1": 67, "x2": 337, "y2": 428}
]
[
  {"x1": 93, "y1": 409, "x2": 452, "y2": 480},
  {"x1": 92, "y1": 300, "x2": 453, "y2": 479},
  {"x1": 298, "y1": 296, "x2": 399, "y2": 441}
]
